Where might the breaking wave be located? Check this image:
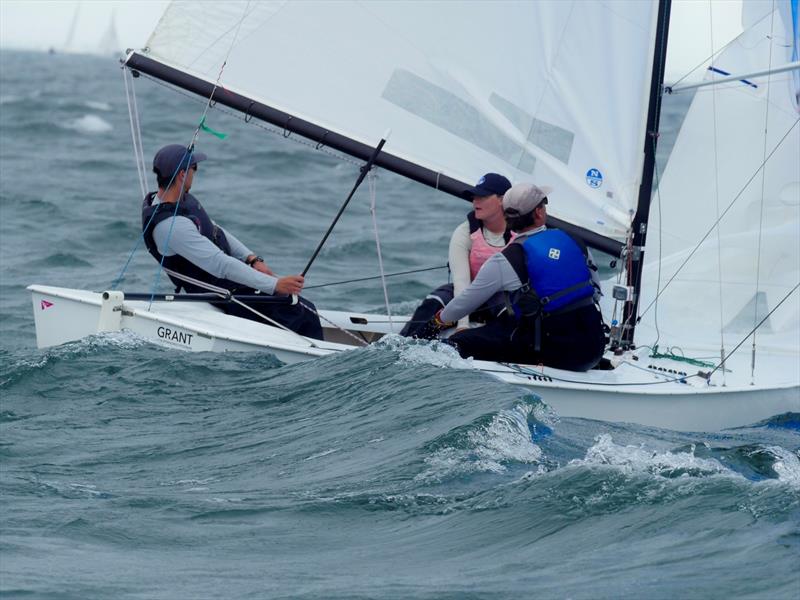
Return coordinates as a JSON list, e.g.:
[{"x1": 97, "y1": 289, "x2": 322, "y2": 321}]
[{"x1": 61, "y1": 114, "x2": 112, "y2": 134}]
